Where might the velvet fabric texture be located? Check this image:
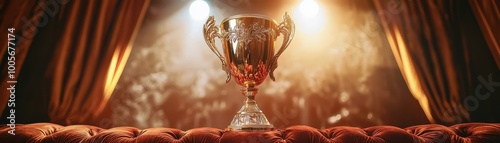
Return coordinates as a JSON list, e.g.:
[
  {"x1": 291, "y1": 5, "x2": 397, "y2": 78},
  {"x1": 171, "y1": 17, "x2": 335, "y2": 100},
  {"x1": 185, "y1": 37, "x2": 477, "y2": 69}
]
[
  {"x1": 1, "y1": 123, "x2": 500, "y2": 143},
  {"x1": 373, "y1": 0, "x2": 500, "y2": 125},
  {"x1": 469, "y1": 0, "x2": 500, "y2": 68},
  {"x1": 0, "y1": 0, "x2": 149, "y2": 125}
]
